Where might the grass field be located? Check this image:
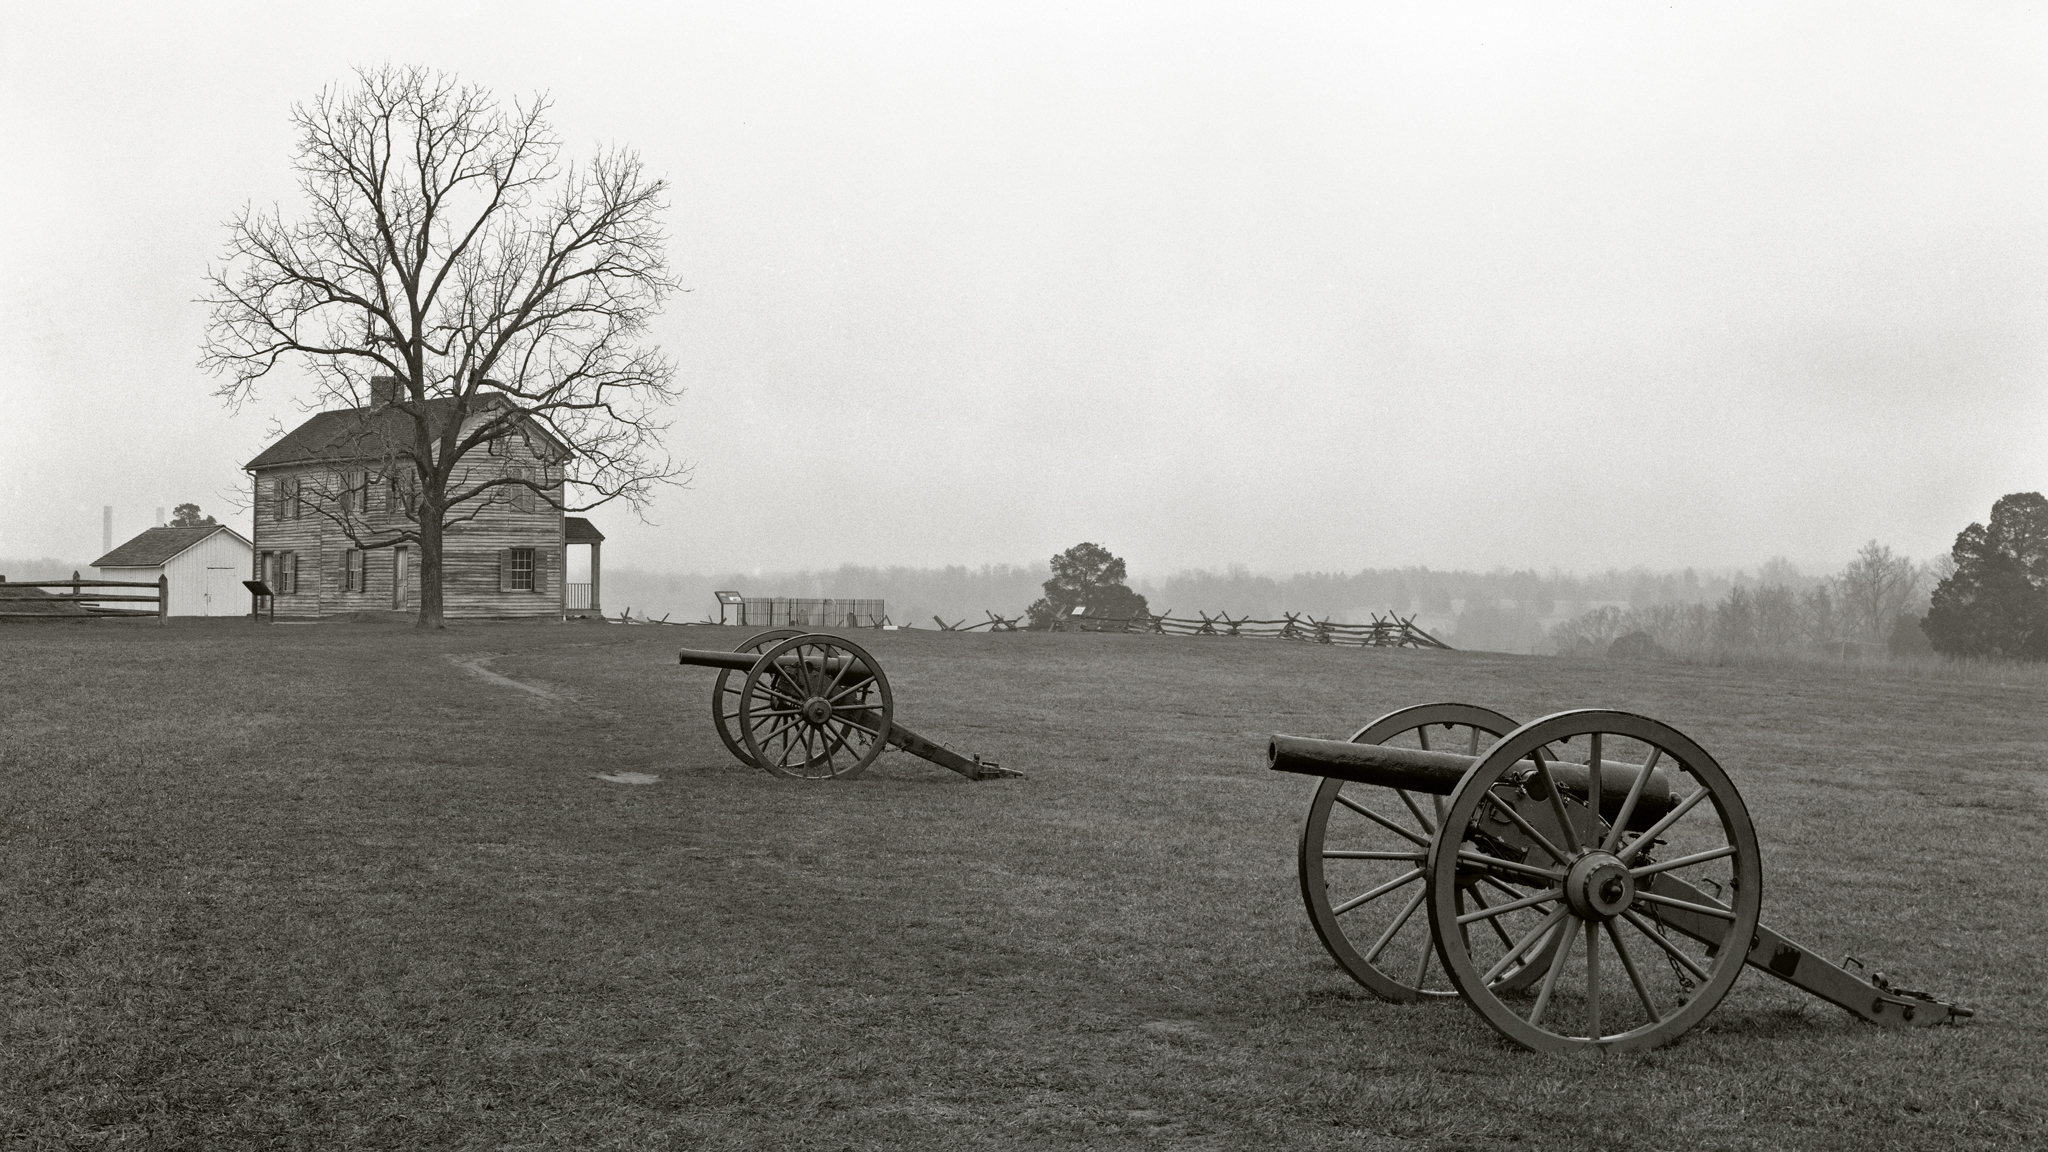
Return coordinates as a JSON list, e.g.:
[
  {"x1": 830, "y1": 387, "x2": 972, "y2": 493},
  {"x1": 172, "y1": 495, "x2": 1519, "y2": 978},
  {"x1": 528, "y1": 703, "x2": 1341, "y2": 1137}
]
[{"x1": 2, "y1": 621, "x2": 2044, "y2": 1150}]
